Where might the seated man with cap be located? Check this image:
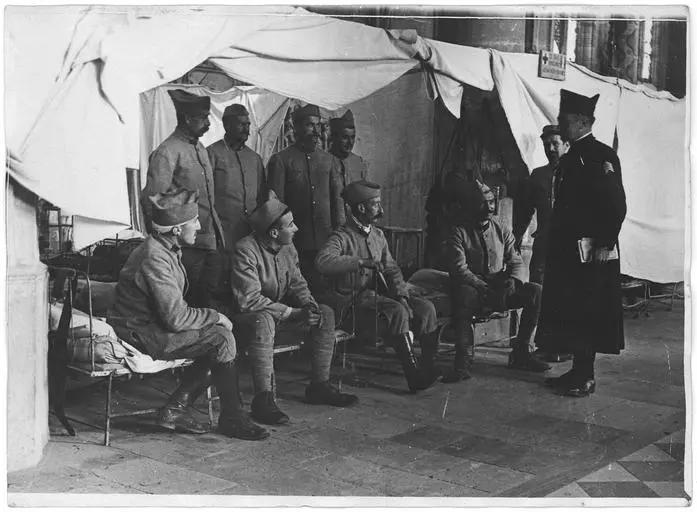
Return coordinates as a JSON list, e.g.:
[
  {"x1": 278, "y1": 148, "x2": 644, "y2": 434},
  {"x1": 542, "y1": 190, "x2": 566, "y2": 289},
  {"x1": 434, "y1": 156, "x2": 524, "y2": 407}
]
[
  {"x1": 267, "y1": 104, "x2": 345, "y2": 291},
  {"x1": 141, "y1": 89, "x2": 225, "y2": 309},
  {"x1": 328, "y1": 109, "x2": 368, "y2": 187},
  {"x1": 230, "y1": 192, "x2": 358, "y2": 426},
  {"x1": 108, "y1": 187, "x2": 268, "y2": 441},
  {"x1": 315, "y1": 180, "x2": 440, "y2": 393},
  {"x1": 443, "y1": 179, "x2": 550, "y2": 383}
]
